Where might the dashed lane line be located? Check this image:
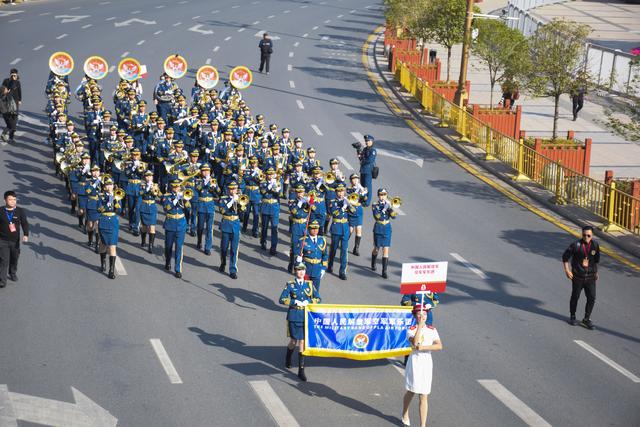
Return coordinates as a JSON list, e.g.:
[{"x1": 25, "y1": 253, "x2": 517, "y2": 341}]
[
  {"x1": 213, "y1": 46, "x2": 220, "y2": 52},
  {"x1": 296, "y1": 100, "x2": 304, "y2": 110},
  {"x1": 288, "y1": 52, "x2": 294, "y2": 58},
  {"x1": 224, "y1": 36, "x2": 232, "y2": 41},
  {"x1": 478, "y1": 380, "x2": 552, "y2": 427},
  {"x1": 302, "y1": 33, "x2": 308, "y2": 38},
  {"x1": 115, "y1": 257, "x2": 127, "y2": 276},
  {"x1": 121, "y1": 51, "x2": 130, "y2": 58},
  {"x1": 105, "y1": 16, "x2": 116, "y2": 21},
  {"x1": 289, "y1": 80, "x2": 295, "y2": 89},
  {"x1": 450, "y1": 253, "x2": 487, "y2": 279},
  {"x1": 206, "y1": 58, "x2": 212, "y2": 65},
  {"x1": 249, "y1": 381, "x2": 300, "y2": 427},
  {"x1": 337, "y1": 156, "x2": 354, "y2": 171},
  {"x1": 293, "y1": 41, "x2": 299, "y2": 47},
  {"x1": 574, "y1": 340, "x2": 640, "y2": 383},
  {"x1": 150, "y1": 339, "x2": 183, "y2": 384},
  {"x1": 56, "y1": 34, "x2": 68, "y2": 39},
  {"x1": 108, "y1": 65, "x2": 115, "y2": 73},
  {"x1": 154, "y1": 30, "x2": 163, "y2": 35},
  {"x1": 311, "y1": 124, "x2": 323, "y2": 136},
  {"x1": 137, "y1": 40, "x2": 145, "y2": 45},
  {"x1": 312, "y1": 26, "x2": 319, "y2": 30},
  {"x1": 34, "y1": 45, "x2": 46, "y2": 52},
  {"x1": 10, "y1": 58, "x2": 21, "y2": 65},
  {"x1": 287, "y1": 64, "x2": 292, "y2": 71},
  {"x1": 82, "y1": 24, "x2": 92, "y2": 29}
]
